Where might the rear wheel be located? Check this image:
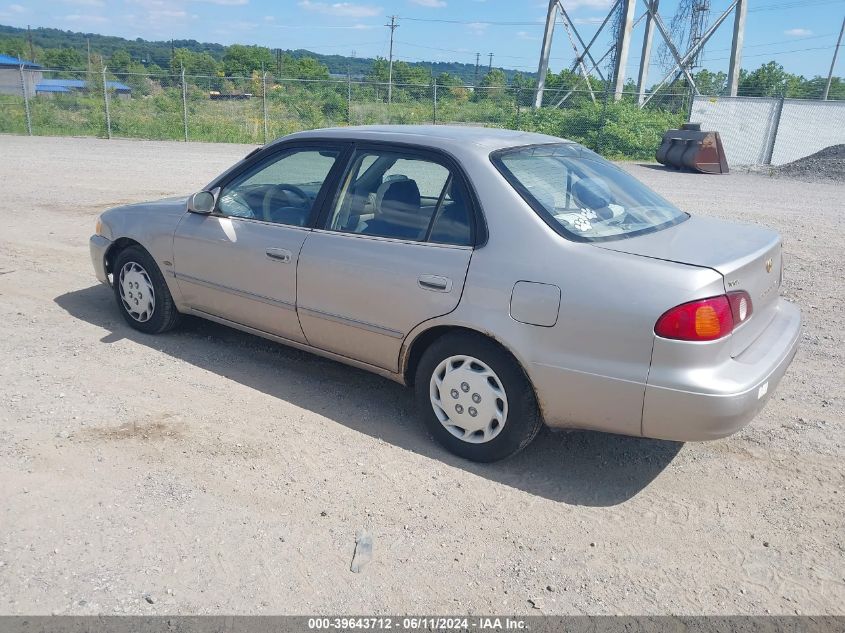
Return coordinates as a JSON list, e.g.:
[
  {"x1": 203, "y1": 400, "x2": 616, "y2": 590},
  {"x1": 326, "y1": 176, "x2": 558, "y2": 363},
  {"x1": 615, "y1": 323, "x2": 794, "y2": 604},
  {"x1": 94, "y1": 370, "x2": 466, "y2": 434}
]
[
  {"x1": 415, "y1": 332, "x2": 542, "y2": 462},
  {"x1": 112, "y1": 245, "x2": 181, "y2": 334}
]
